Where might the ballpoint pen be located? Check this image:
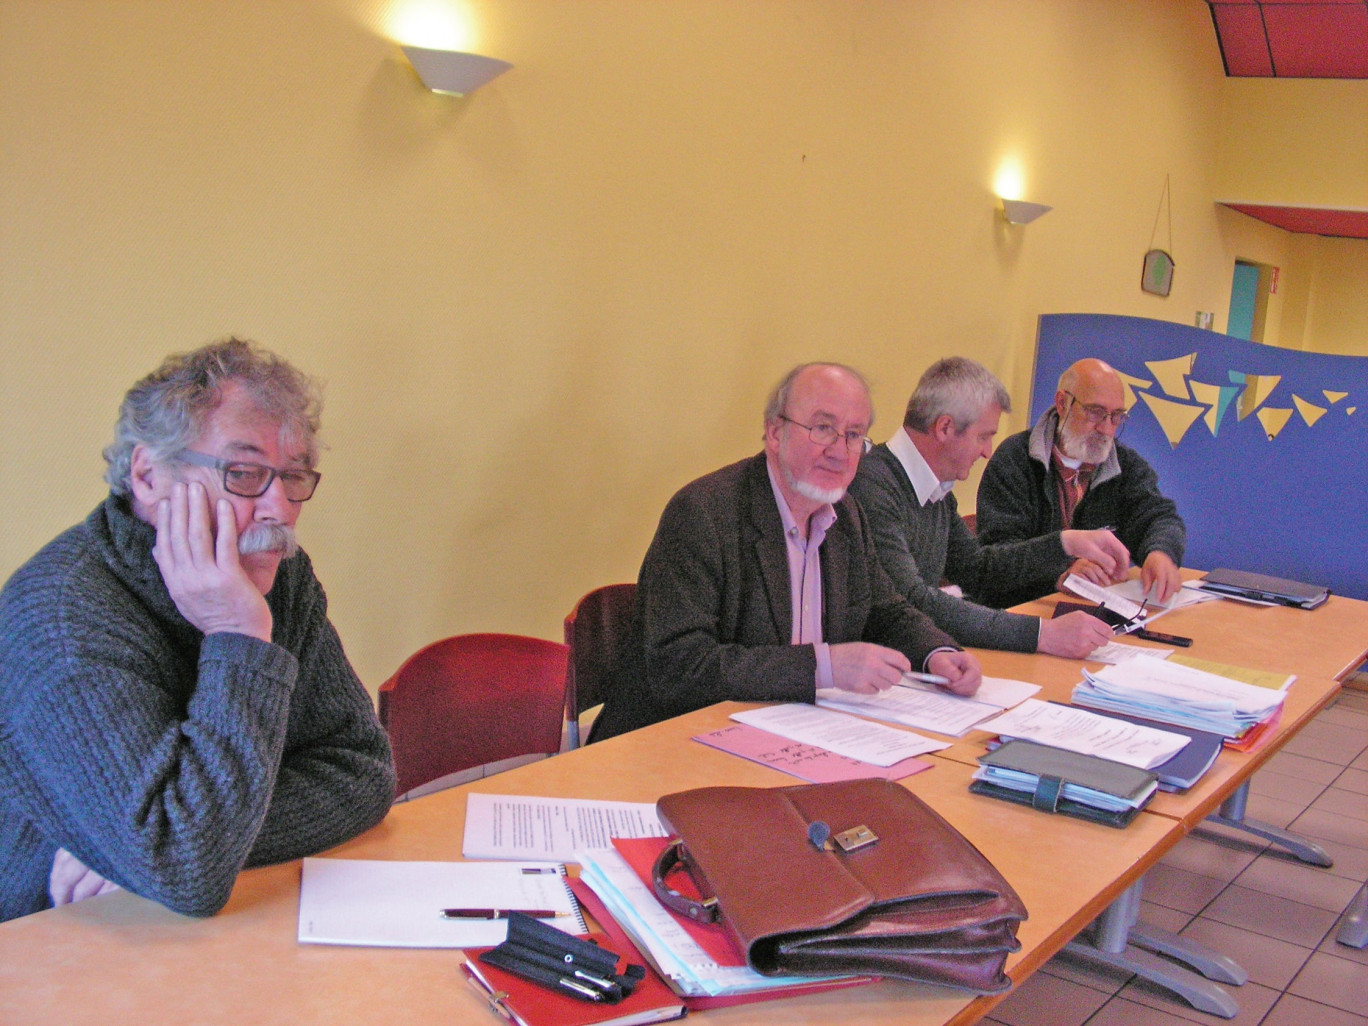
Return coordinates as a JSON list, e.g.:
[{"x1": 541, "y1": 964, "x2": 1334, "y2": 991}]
[
  {"x1": 897, "y1": 671, "x2": 951, "y2": 687},
  {"x1": 441, "y1": 908, "x2": 570, "y2": 920}
]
